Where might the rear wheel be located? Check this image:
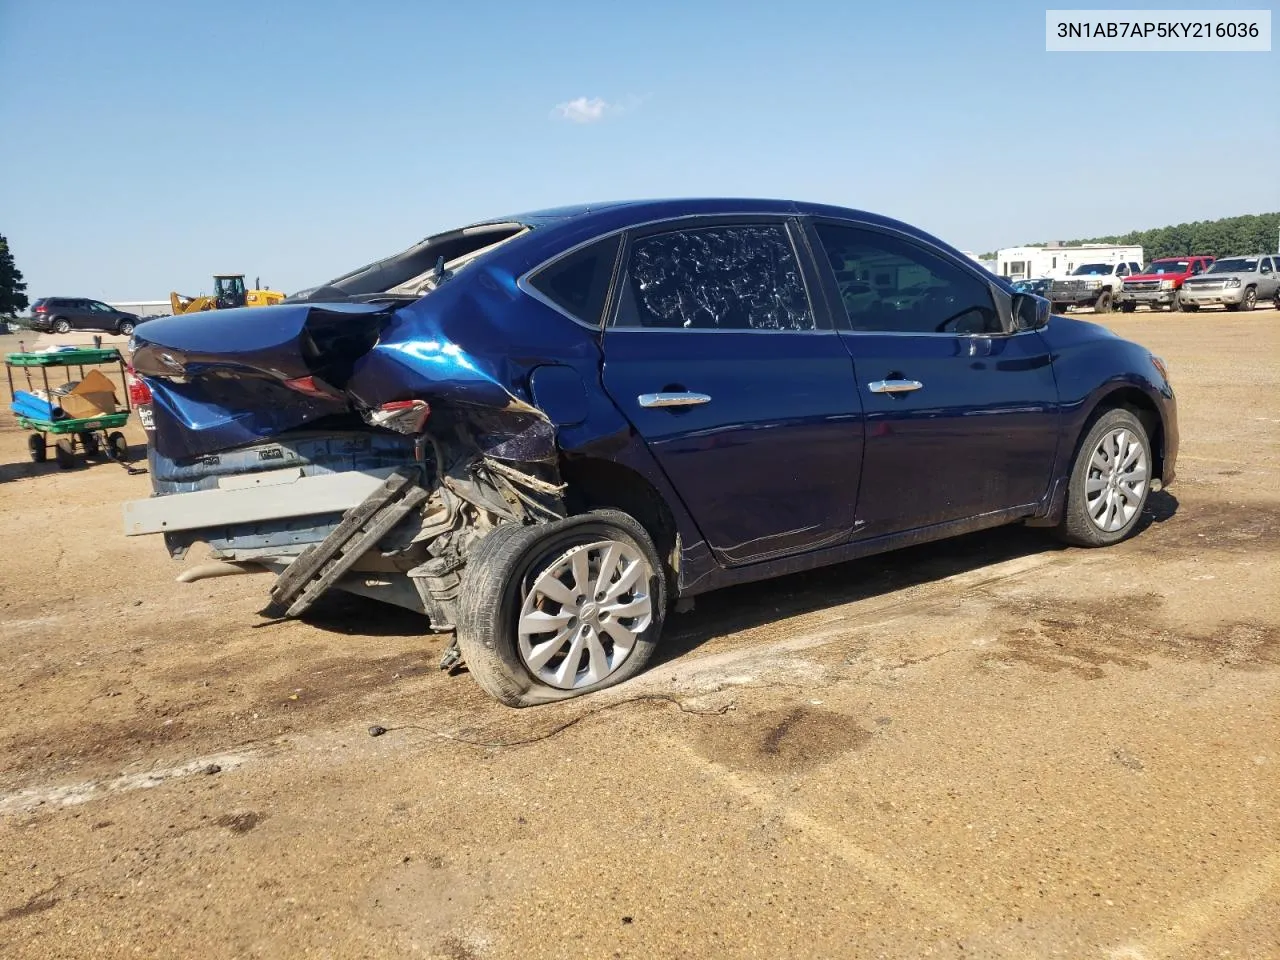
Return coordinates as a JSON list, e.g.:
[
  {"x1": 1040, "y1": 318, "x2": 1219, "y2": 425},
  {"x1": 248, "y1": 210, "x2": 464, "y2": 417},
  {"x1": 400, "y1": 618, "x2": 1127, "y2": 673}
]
[
  {"x1": 1055, "y1": 408, "x2": 1152, "y2": 547},
  {"x1": 53, "y1": 318, "x2": 71, "y2": 334},
  {"x1": 78, "y1": 431, "x2": 100, "y2": 456},
  {"x1": 27, "y1": 434, "x2": 47, "y2": 463},
  {"x1": 1094, "y1": 291, "x2": 1112, "y2": 314},
  {"x1": 117, "y1": 320, "x2": 135, "y2": 336},
  {"x1": 455, "y1": 510, "x2": 667, "y2": 707}
]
